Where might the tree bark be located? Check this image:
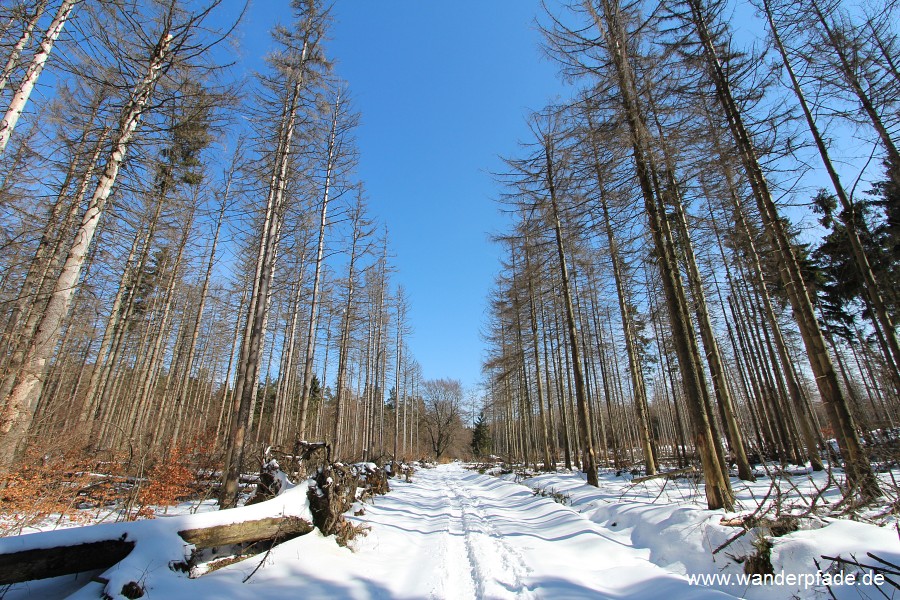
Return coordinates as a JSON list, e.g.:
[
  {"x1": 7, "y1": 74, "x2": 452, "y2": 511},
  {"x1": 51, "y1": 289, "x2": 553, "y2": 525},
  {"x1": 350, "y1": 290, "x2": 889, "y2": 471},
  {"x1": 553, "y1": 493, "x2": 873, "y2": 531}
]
[
  {"x1": 0, "y1": 0, "x2": 78, "y2": 153},
  {"x1": 684, "y1": 0, "x2": 877, "y2": 499},
  {"x1": 0, "y1": 28, "x2": 175, "y2": 472}
]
